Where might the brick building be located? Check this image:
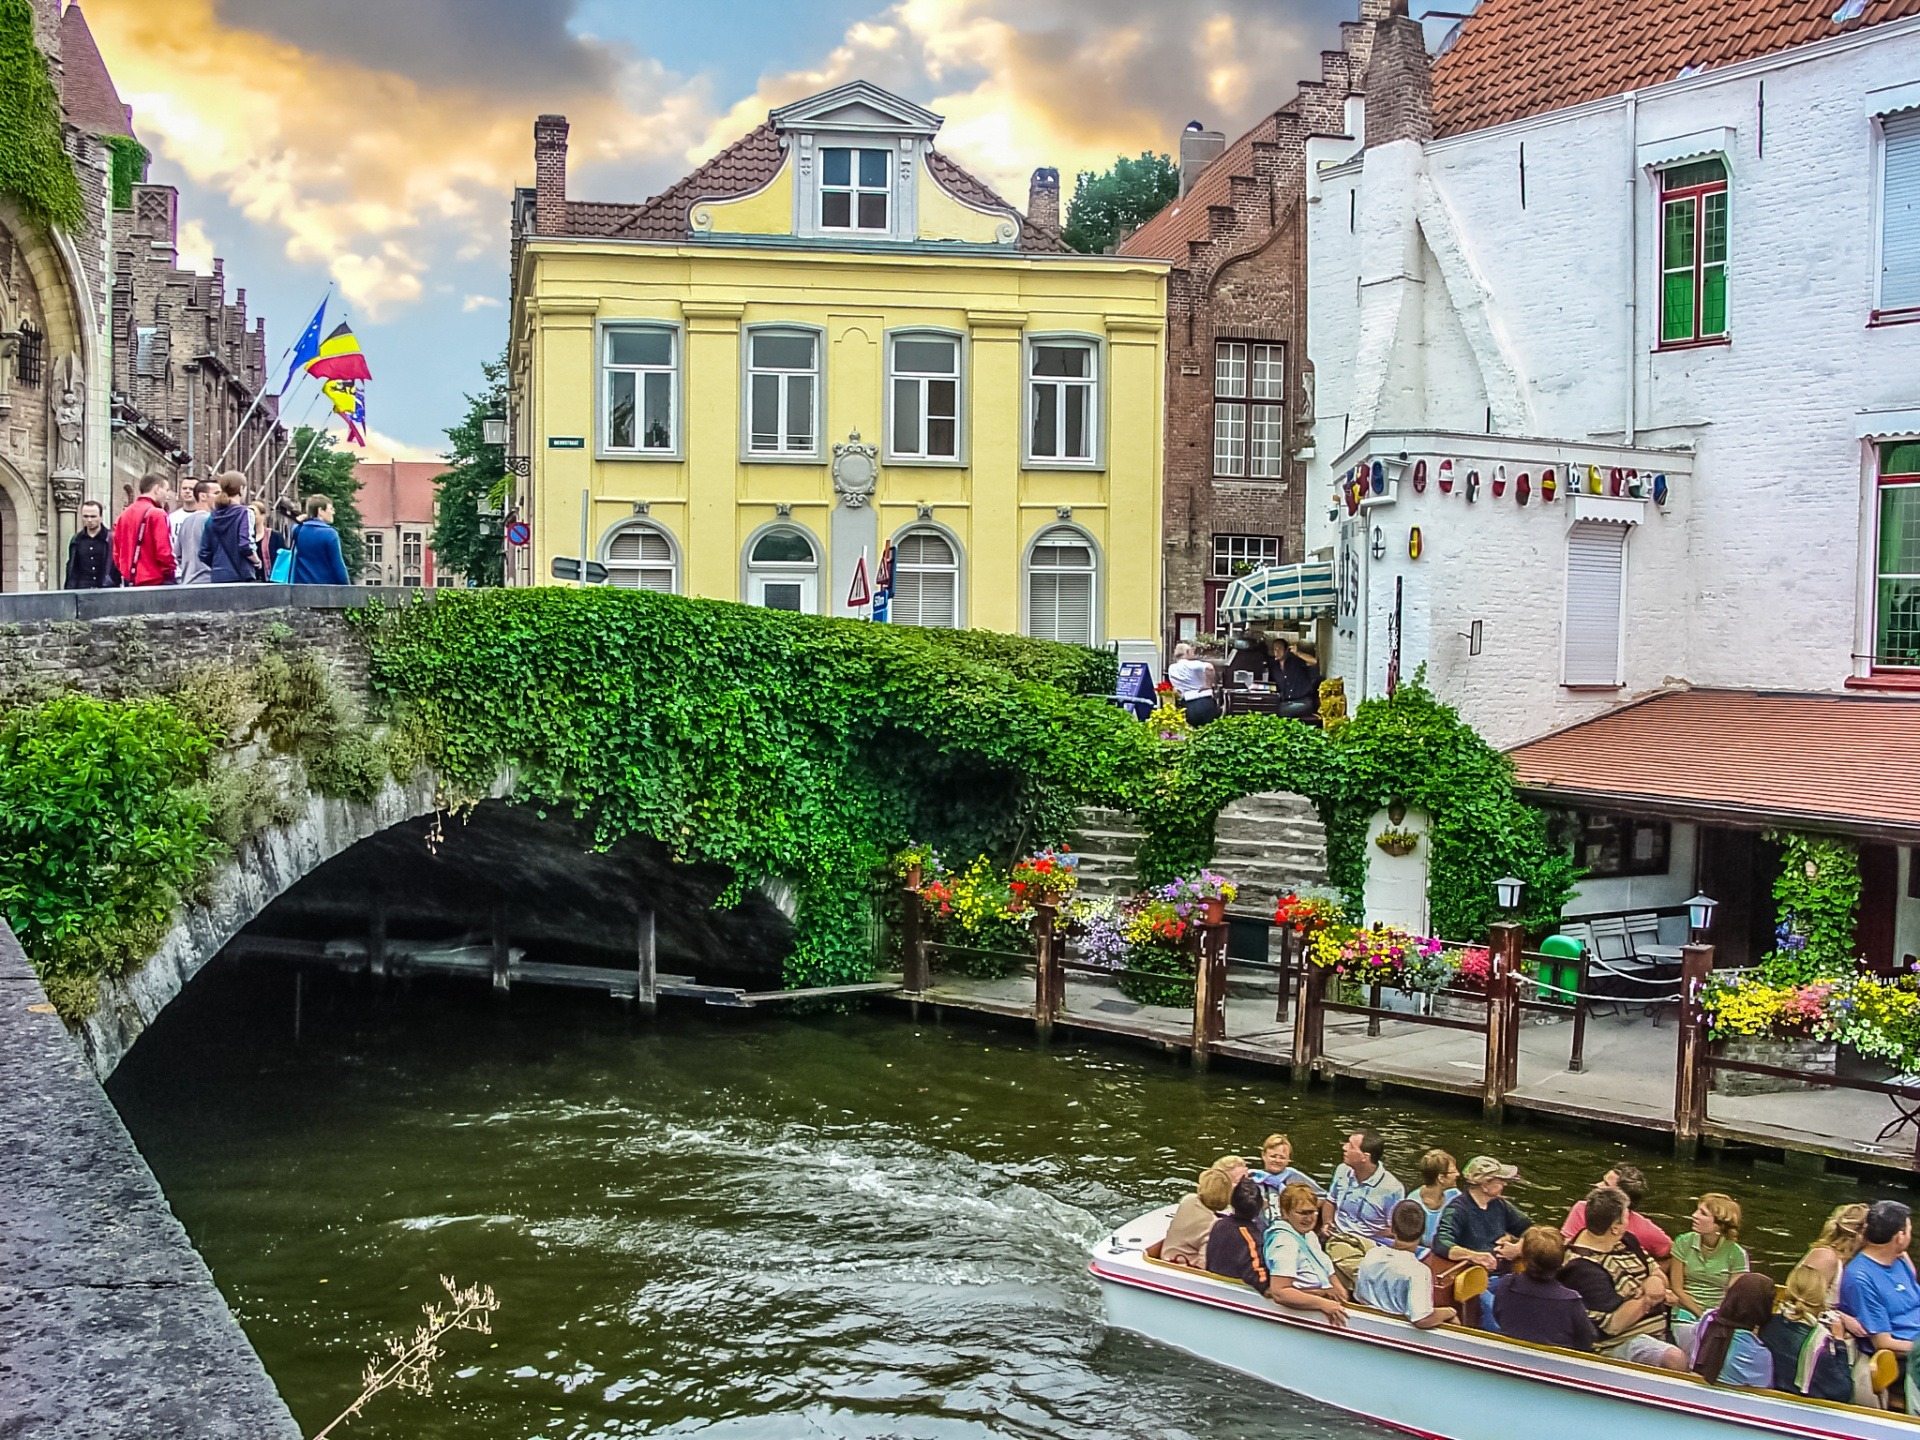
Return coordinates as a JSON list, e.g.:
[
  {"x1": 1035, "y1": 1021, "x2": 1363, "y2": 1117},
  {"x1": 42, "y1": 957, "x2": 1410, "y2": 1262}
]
[
  {"x1": 1118, "y1": 3, "x2": 1391, "y2": 645},
  {"x1": 354, "y1": 459, "x2": 452, "y2": 588}
]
